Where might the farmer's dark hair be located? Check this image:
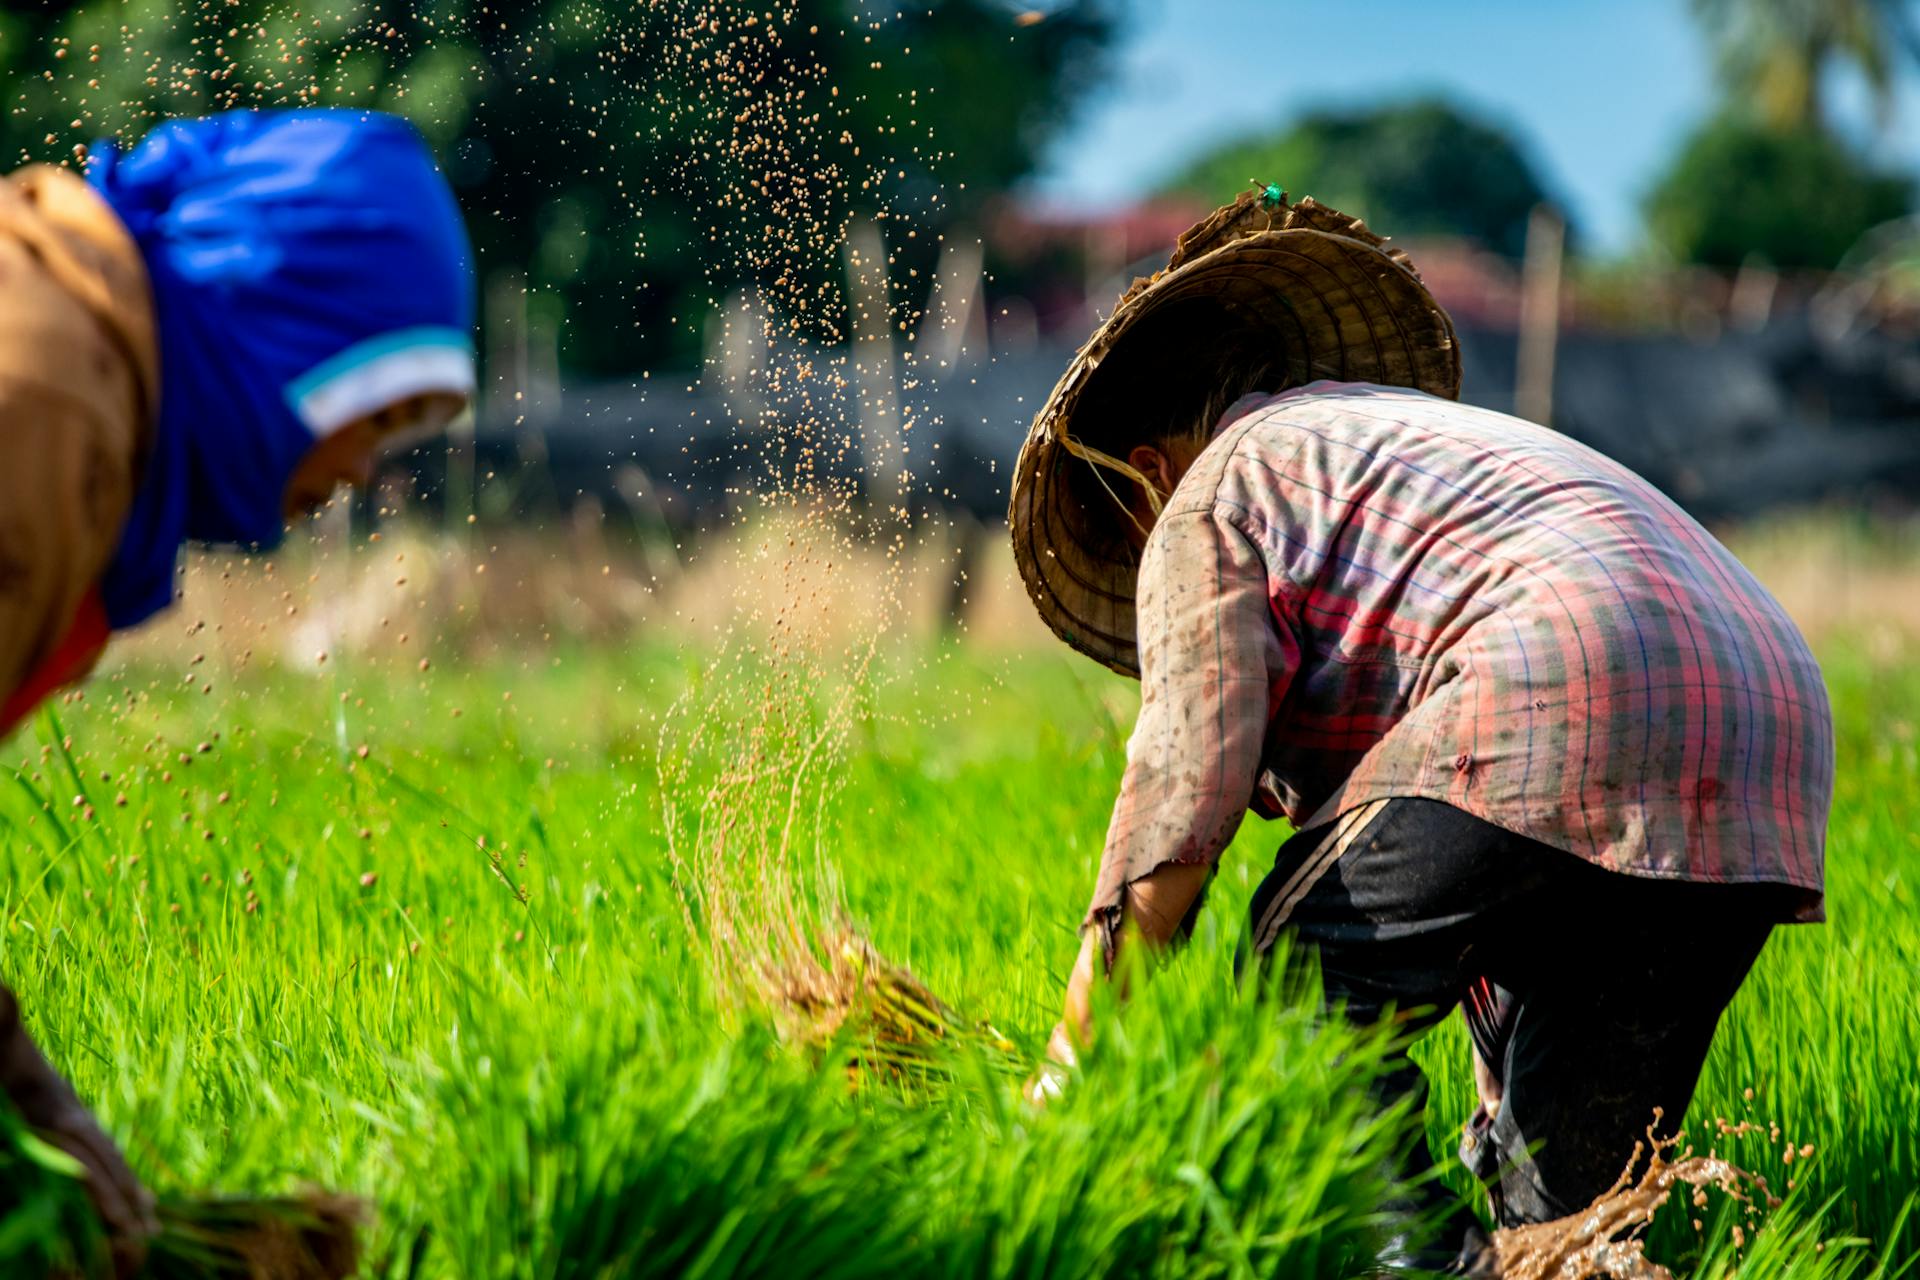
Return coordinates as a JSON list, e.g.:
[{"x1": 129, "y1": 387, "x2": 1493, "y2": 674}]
[
  {"x1": 1077, "y1": 299, "x2": 1293, "y2": 457},
  {"x1": 1066, "y1": 299, "x2": 1292, "y2": 536}
]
